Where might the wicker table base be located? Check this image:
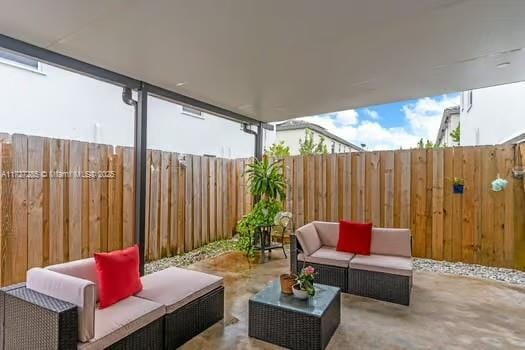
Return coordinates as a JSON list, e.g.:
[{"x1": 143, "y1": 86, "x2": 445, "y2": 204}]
[{"x1": 249, "y1": 279, "x2": 340, "y2": 350}]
